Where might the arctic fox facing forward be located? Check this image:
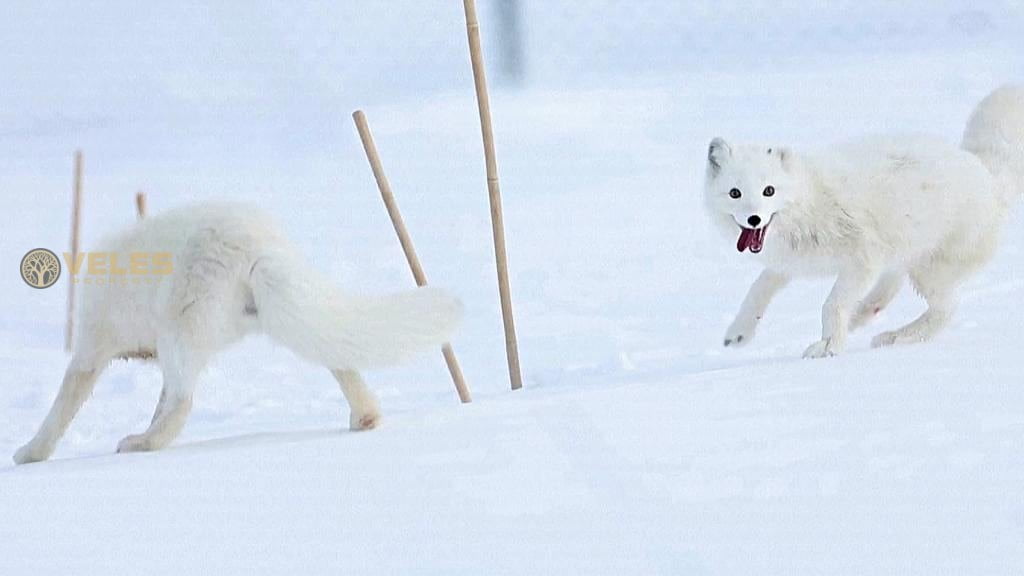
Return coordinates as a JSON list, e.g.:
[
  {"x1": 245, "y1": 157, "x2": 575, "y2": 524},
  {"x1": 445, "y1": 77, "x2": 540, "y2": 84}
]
[
  {"x1": 14, "y1": 203, "x2": 462, "y2": 464},
  {"x1": 705, "y1": 85, "x2": 1024, "y2": 358}
]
